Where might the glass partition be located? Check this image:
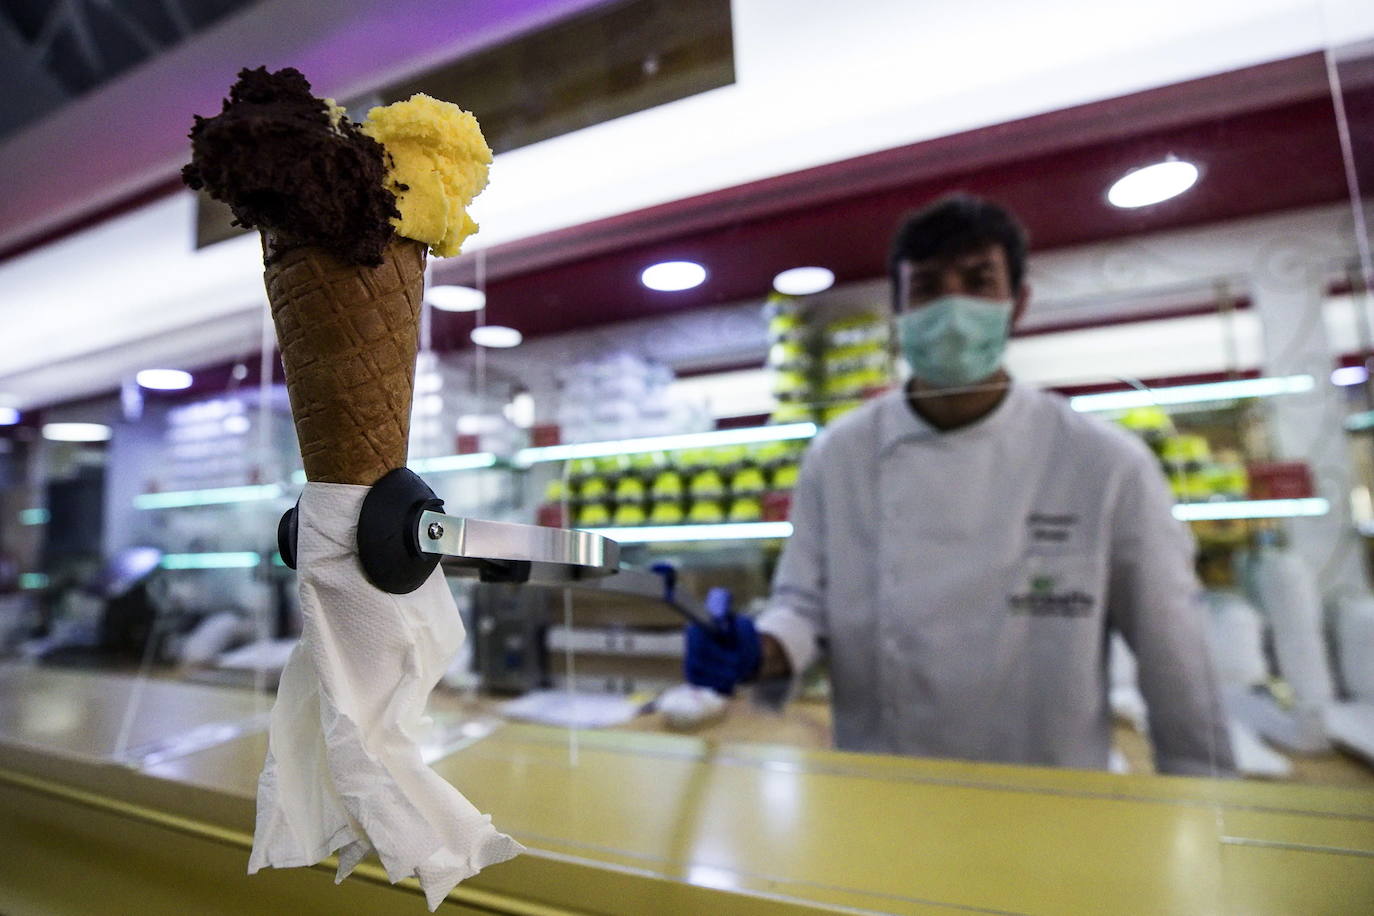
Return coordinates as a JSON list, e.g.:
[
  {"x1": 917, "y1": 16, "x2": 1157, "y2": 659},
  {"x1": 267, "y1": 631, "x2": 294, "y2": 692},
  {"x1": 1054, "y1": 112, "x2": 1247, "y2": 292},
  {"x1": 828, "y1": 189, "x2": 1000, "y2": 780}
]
[{"x1": 3, "y1": 2, "x2": 1374, "y2": 913}]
